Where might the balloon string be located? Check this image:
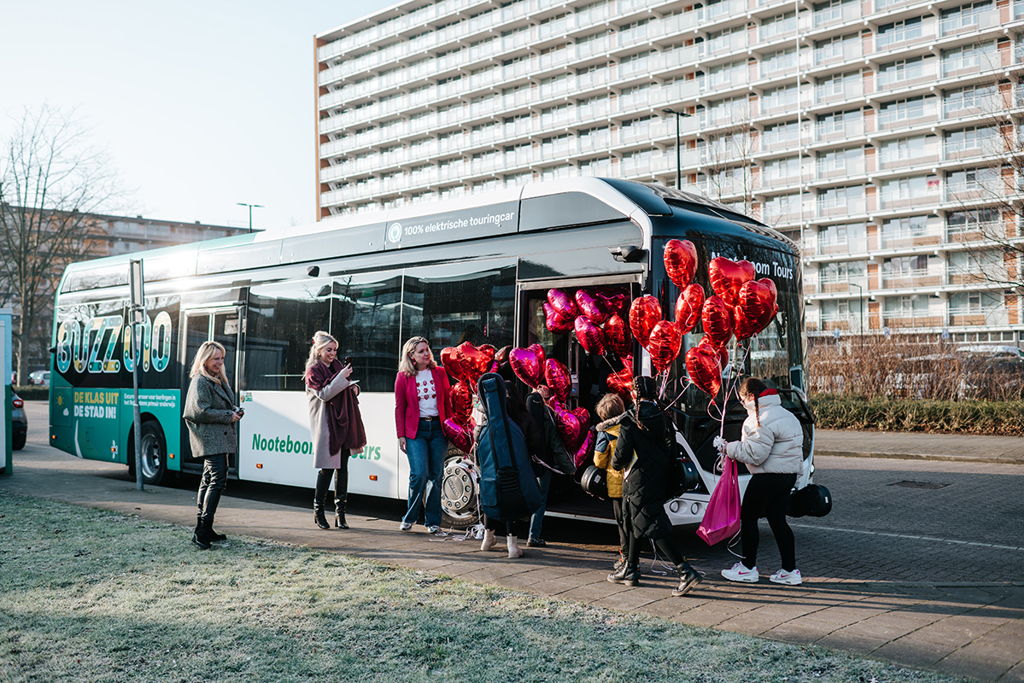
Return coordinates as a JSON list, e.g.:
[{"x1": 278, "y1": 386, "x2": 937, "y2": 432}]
[{"x1": 664, "y1": 377, "x2": 692, "y2": 410}]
